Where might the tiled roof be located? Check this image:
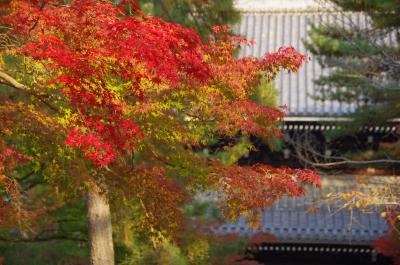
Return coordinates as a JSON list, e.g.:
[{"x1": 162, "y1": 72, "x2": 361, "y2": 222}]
[
  {"x1": 216, "y1": 175, "x2": 390, "y2": 245},
  {"x1": 236, "y1": 7, "x2": 398, "y2": 117},
  {"x1": 235, "y1": 0, "x2": 328, "y2": 12},
  {"x1": 235, "y1": 11, "x2": 367, "y2": 117}
]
